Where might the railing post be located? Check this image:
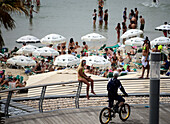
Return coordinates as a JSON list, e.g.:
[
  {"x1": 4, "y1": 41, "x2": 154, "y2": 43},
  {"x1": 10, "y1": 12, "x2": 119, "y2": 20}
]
[
  {"x1": 75, "y1": 82, "x2": 82, "y2": 108},
  {"x1": 39, "y1": 86, "x2": 46, "y2": 113},
  {"x1": 5, "y1": 91, "x2": 12, "y2": 118}
]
